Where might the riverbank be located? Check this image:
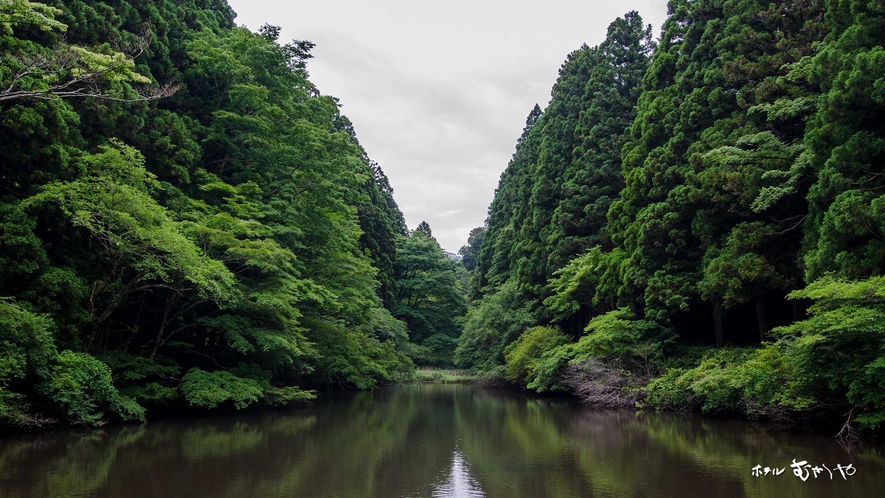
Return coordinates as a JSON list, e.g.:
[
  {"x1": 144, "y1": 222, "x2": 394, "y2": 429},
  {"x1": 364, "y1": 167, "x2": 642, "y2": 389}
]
[{"x1": 402, "y1": 368, "x2": 477, "y2": 384}]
